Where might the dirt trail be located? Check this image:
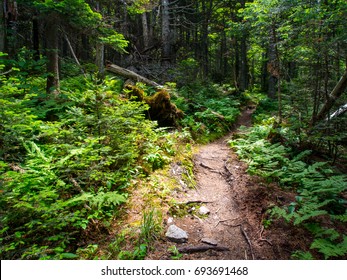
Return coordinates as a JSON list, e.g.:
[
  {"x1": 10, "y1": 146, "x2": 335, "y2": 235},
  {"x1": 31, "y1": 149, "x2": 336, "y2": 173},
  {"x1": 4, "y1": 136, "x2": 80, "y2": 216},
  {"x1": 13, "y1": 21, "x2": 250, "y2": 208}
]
[{"x1": 147, "y1": 107, "x2": 309, "y2": 260}]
